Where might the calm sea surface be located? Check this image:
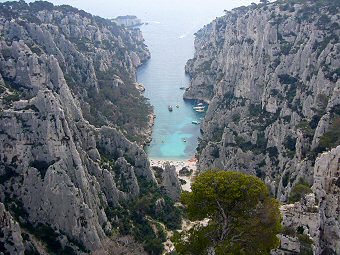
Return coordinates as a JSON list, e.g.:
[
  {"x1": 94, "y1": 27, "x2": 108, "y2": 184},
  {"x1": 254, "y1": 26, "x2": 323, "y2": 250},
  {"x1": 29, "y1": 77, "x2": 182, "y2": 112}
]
[
  {"x1": 23, "y1": 0, "x2": 257, "y2": 160},
  {"x1": 137, "y1": 20, "x2": 203, "y2": 160}
]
